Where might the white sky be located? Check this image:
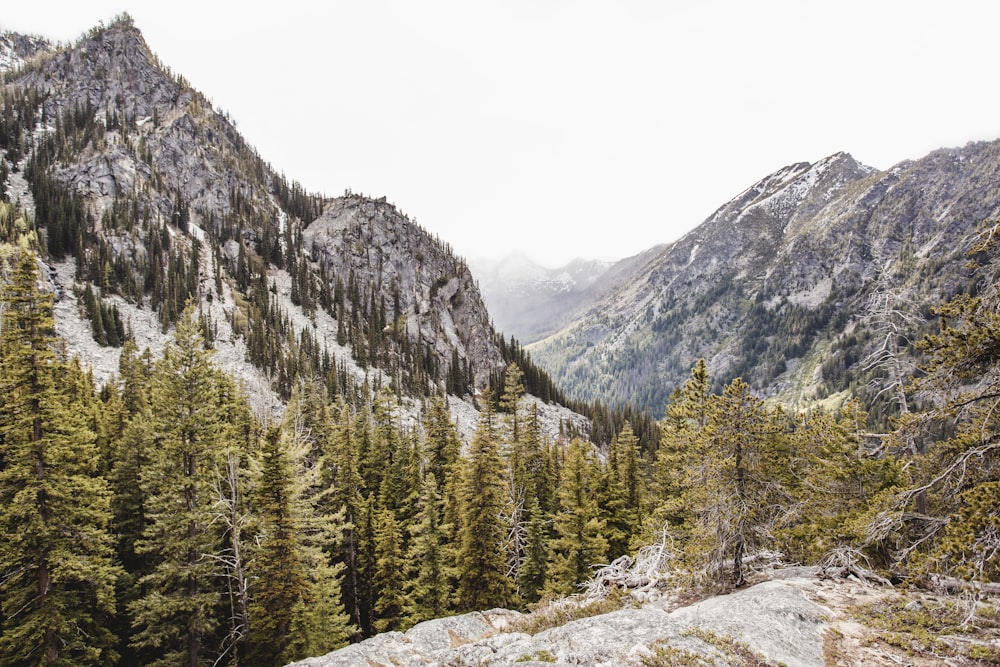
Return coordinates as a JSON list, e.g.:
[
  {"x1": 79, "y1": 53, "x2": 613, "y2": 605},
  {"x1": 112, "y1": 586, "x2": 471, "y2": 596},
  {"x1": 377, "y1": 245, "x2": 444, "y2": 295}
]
[{"x1": 4, "y1": 2, "x2": 1000, "y2": 267}]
